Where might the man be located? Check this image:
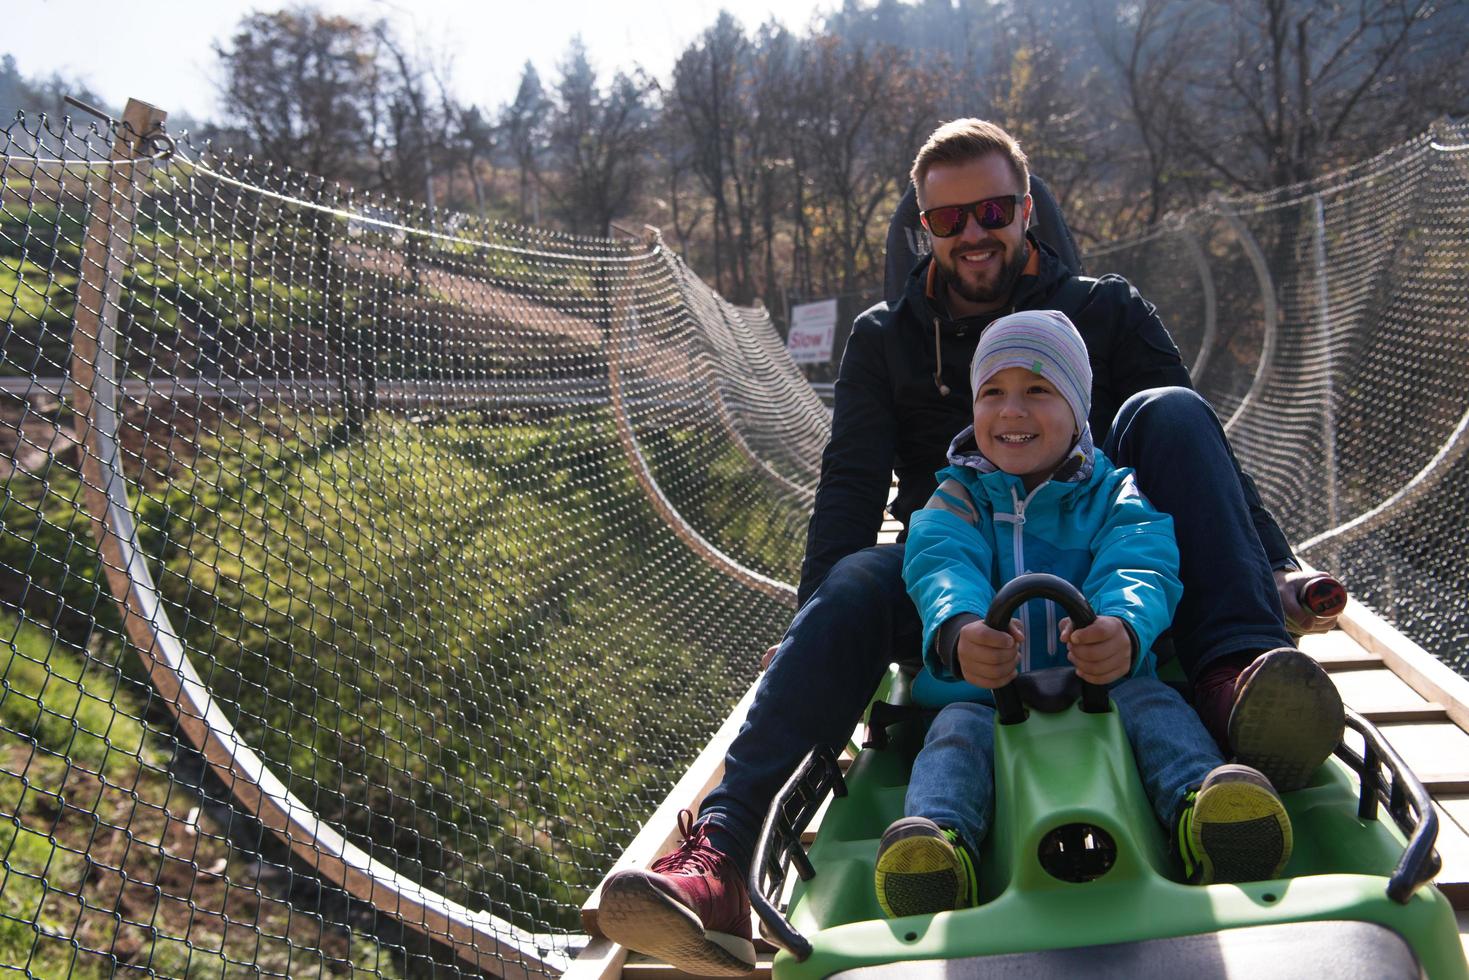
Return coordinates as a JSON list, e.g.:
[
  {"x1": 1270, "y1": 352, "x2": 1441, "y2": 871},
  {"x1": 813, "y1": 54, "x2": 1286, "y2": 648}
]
[{"x1": 598, "y1": 119, "x2": 1344, "y2": 976}]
